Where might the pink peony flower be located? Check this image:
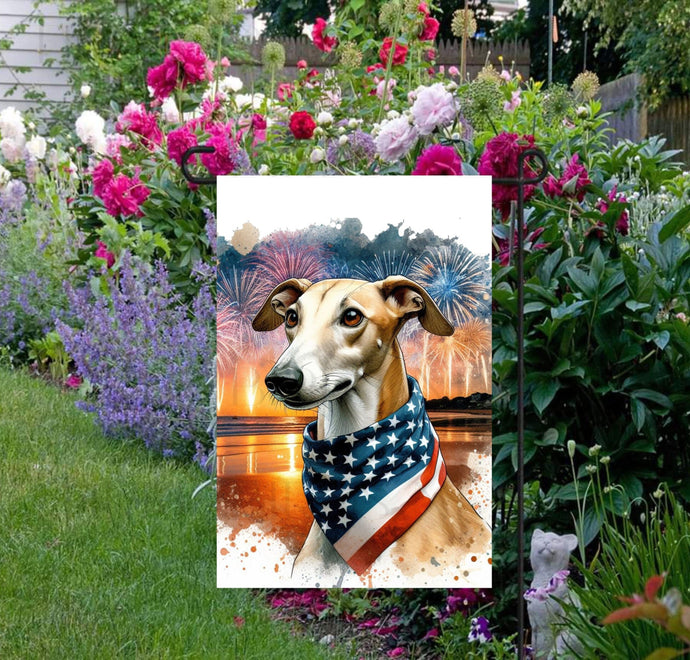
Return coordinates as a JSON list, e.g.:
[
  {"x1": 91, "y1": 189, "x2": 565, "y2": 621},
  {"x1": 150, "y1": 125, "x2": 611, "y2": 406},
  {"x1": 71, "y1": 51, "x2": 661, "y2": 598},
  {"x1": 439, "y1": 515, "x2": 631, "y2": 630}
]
[
  {"x1": 94, "y1": 241, "x2": 115, "y2": 268},
  {"x1": 312, "y1": 18, "x2": 337, "y2": 53},
  {"x1": 277, "y1": 82, "x2": 294, "y2": 101},
  {"x1": 418, "y1": 2, "x2": 429, "y2": 16},
  {"x1": 102, "y1": 173, "x2": 150, "y2": 218},
  {"x1": 420, "y1": 16, "x2": 440, "y2": 41},
  {"x1": 252, "y1": 113, "x2": 267, "y2": 131},
  {"x1": 448, "y1": 65, "x2": 460, "y2": 76},
  {"x1": 65, "y1": 373, "x2": 82, "y2": 388},
  {"x1": 478, "y1": 132, "x2": 537, "y2": 218},
  {"x1": 166, "y1": 125, "x2": 198, "y2": 166},
  {"x1": 387, "y1": 648, "x2": 406, "y2": 658},
  {"x1": 147, "y1": 40, "x2": 209, "y2": 100},
  {"x1": 379, "y1": 38, "x2": 408, "y2": 66},
  {"x1": 500, "y1": 69, "x2": 512, "y2": 82},
  {"x1": 201, "y1": 122, "x2": 237, "y2": 176},
  {"x1": 542, "y1": 174, "x2": 563, "y2": 198},
  {"x1": 105, "y1": 133, "x2": 132, "y2": 162},
  {"x1": 412, "y1": 144, "x2": 463, "y2": 175},
  {"x1": 376, "y1": 77, "x2": 397, "y2": 101},
  {"x1": 374, "y1": 115, "x2": 418, "y2": 162},
  {"x1": 116, "y1": 102, "x2": 163, "y2": 147},
  {"x1": 411, "y1": 83, "x2": 457, "y2": 135},
  {"x1": 91, "y1": 159, "x2": 114, "y2": 198},
  {"x1": 297, "y1": 59, "x2": 307, "y2": 69}
]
